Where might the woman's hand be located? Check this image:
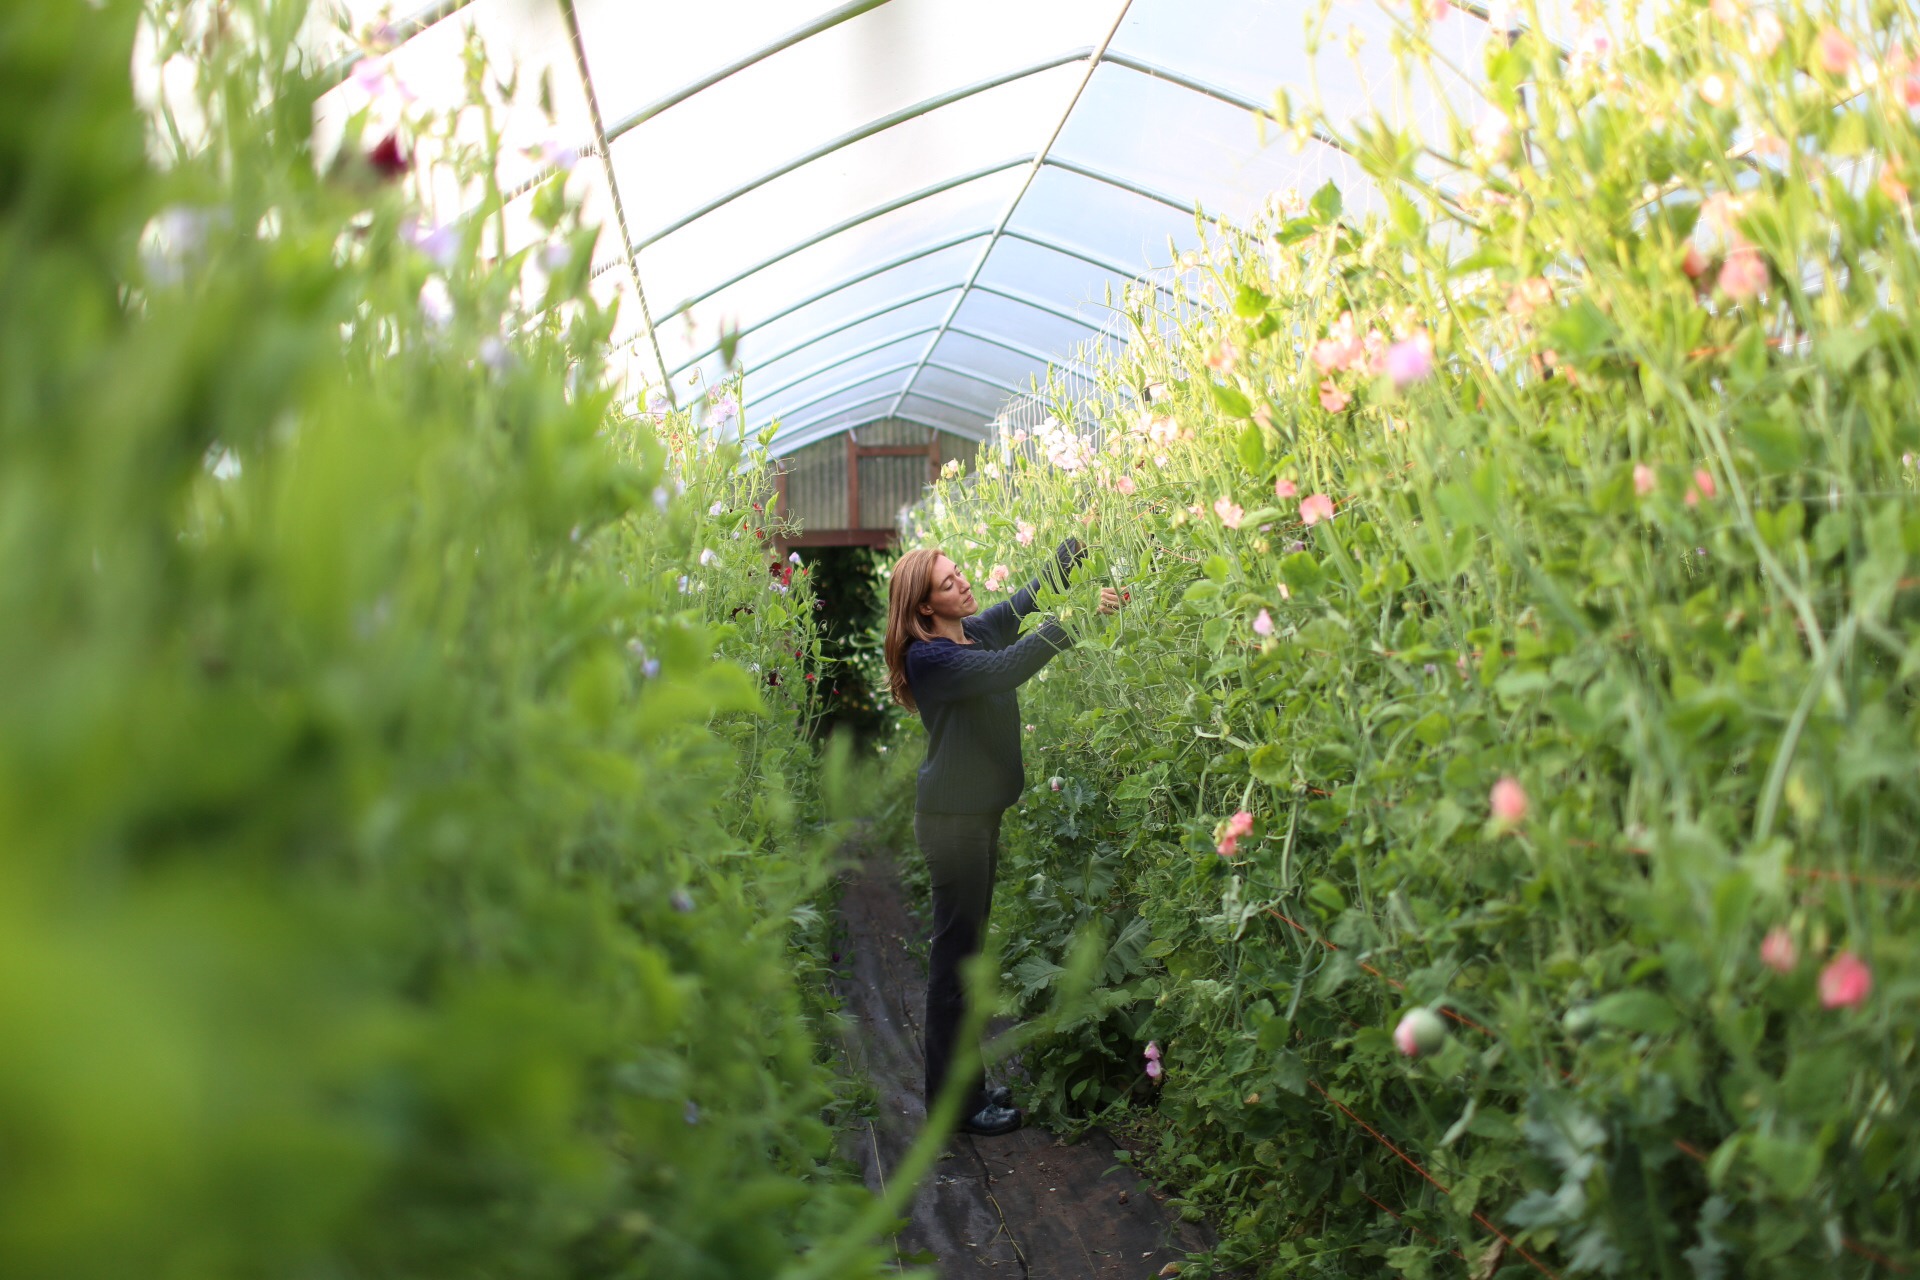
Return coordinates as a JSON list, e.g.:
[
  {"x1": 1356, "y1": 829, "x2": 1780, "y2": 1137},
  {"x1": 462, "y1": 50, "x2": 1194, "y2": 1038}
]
[{"x1": 1096, "y1": 587, "x2": 1123, "y2": 615}]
